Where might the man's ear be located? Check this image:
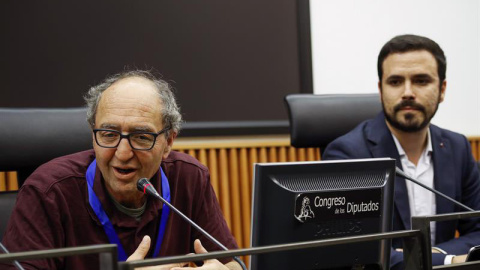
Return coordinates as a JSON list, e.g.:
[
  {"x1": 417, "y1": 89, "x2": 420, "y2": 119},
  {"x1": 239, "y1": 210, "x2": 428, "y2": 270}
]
[
  {"x1": 439, "y1": 80, "x2": 447, "y2": 103},
  {"x1": 162, "y1": 132, "x2": 177, "y2": 159},
  {"x1": 378, "y1": 81, "x2": 385, "y2": 104},
  {"x1": 91, "y1": 130, "x2": 97, "y2": 148}
]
